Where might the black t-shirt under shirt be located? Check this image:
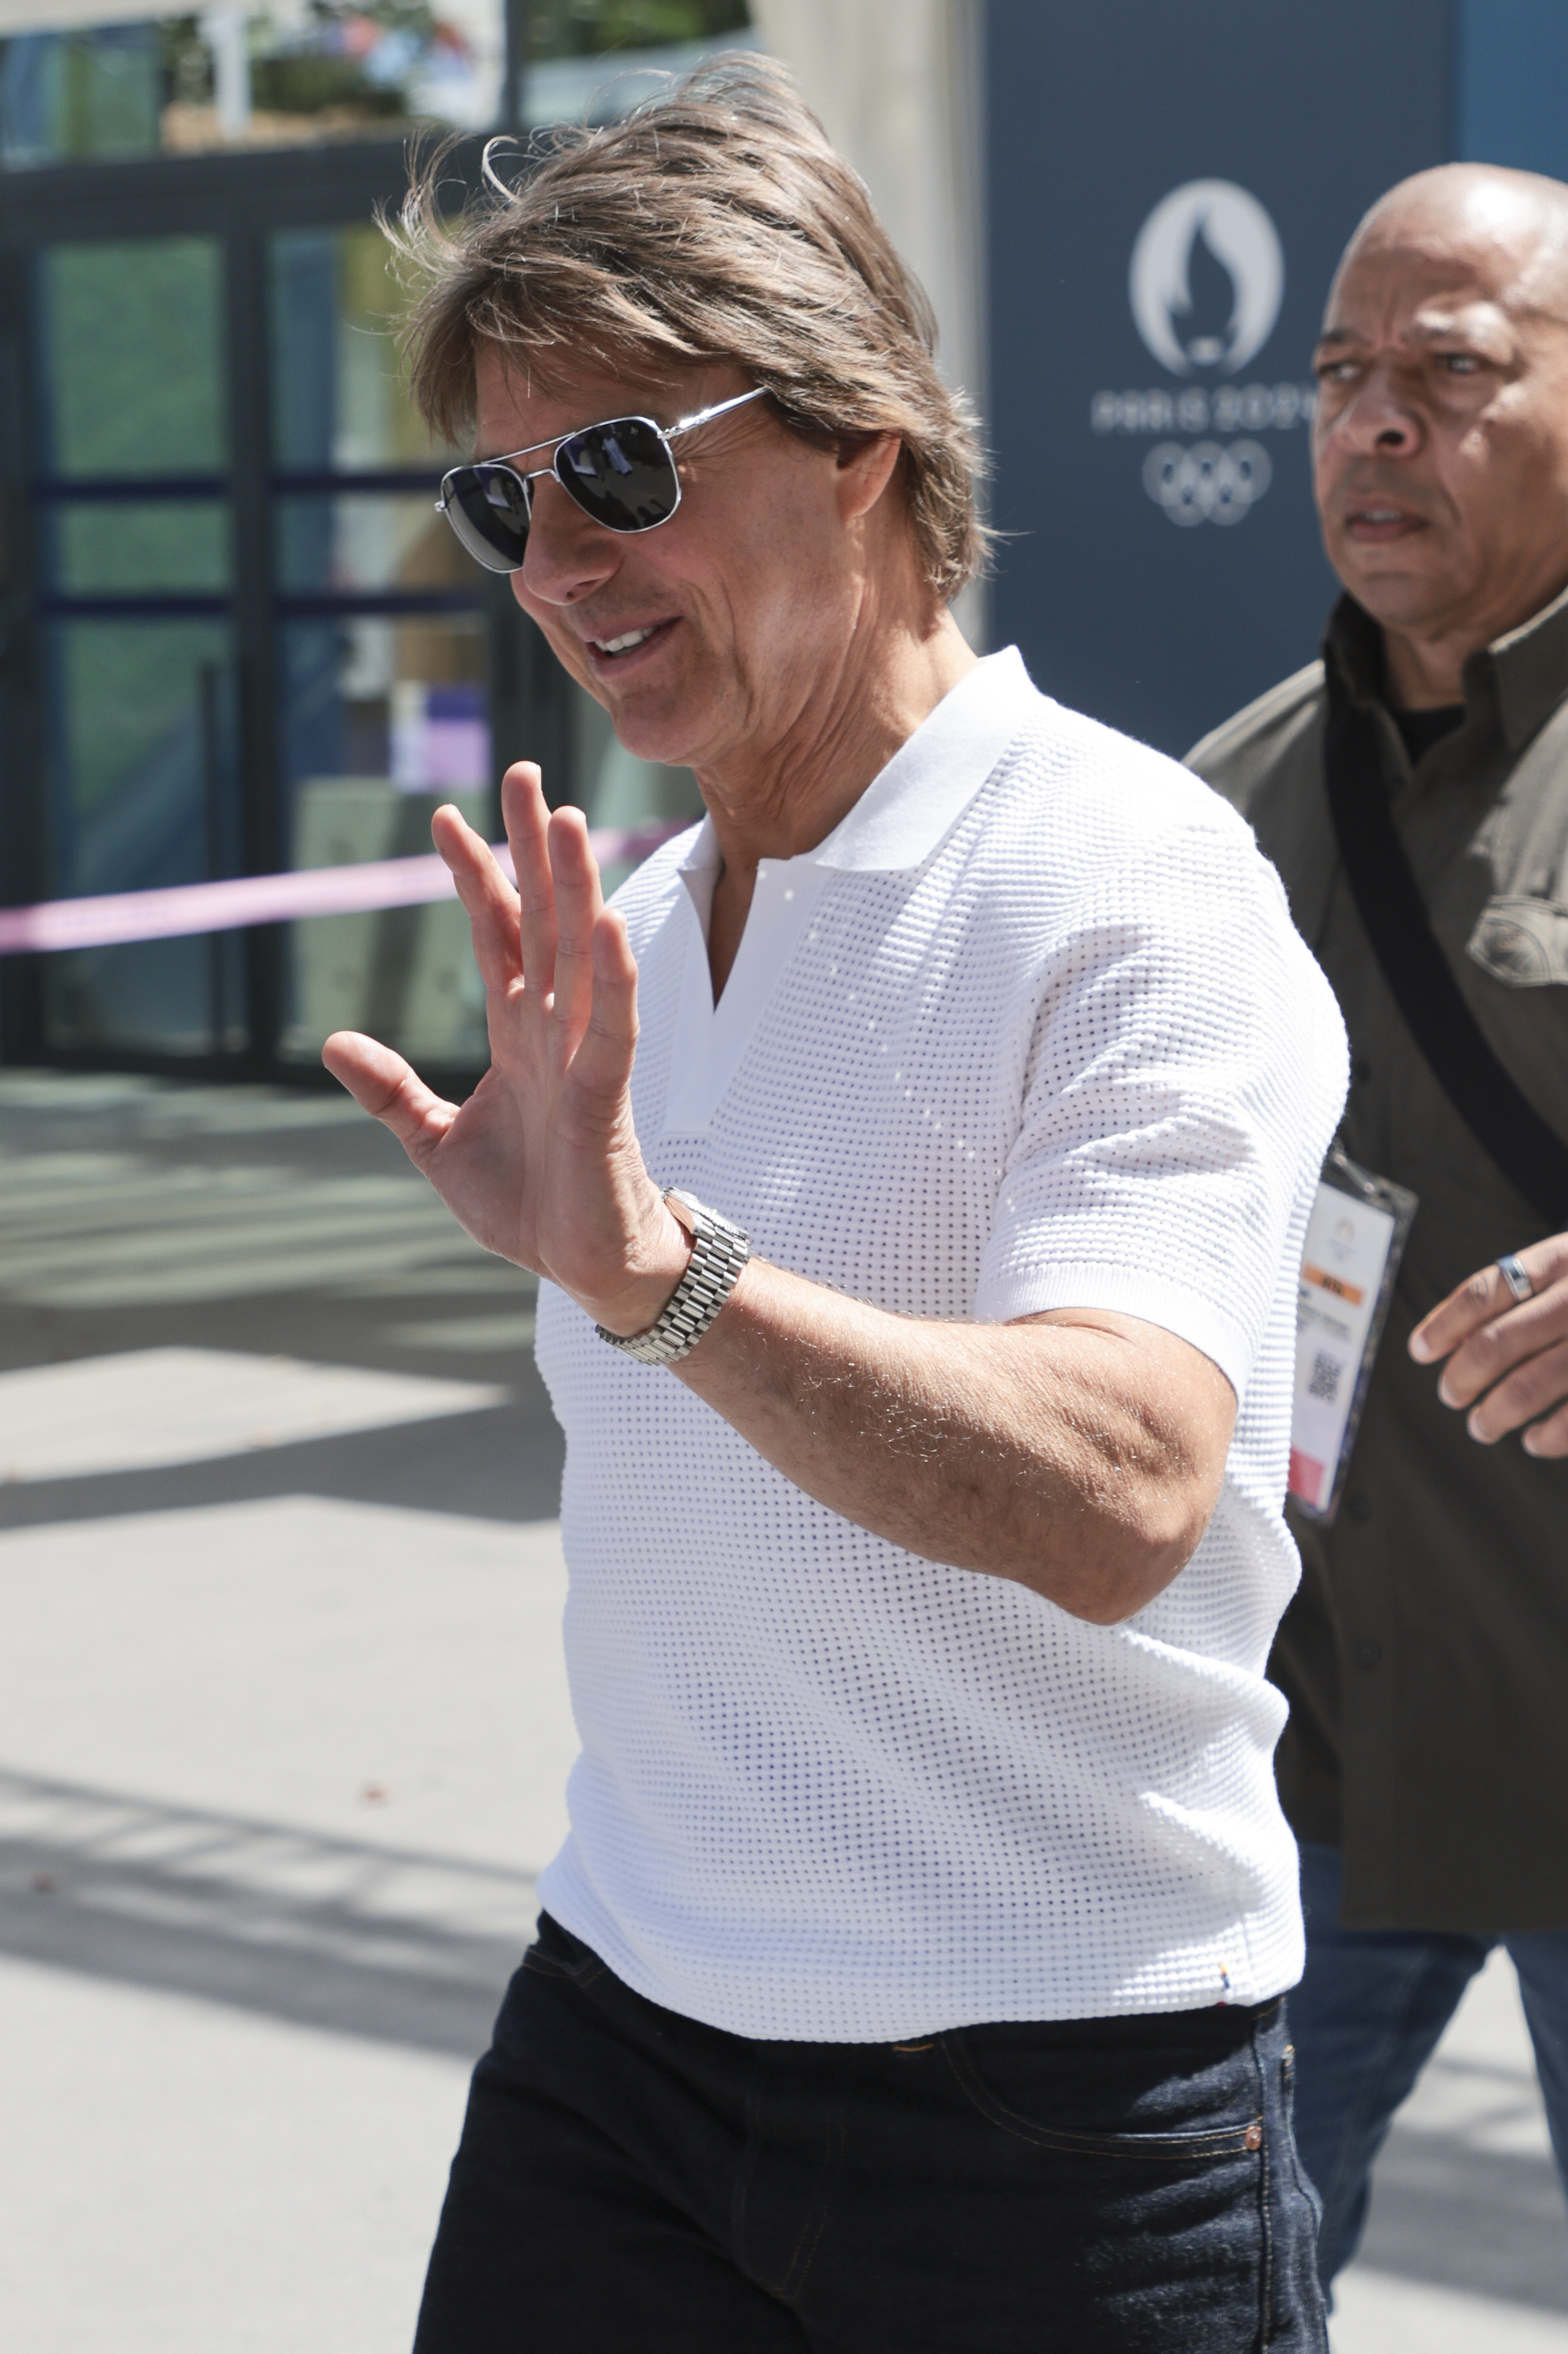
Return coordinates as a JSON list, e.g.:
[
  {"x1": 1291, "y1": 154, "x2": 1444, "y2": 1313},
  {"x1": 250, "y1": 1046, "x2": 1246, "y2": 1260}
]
[{"x1": 1392, "y1": 703, "x2": 1465, "y2": 766}]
